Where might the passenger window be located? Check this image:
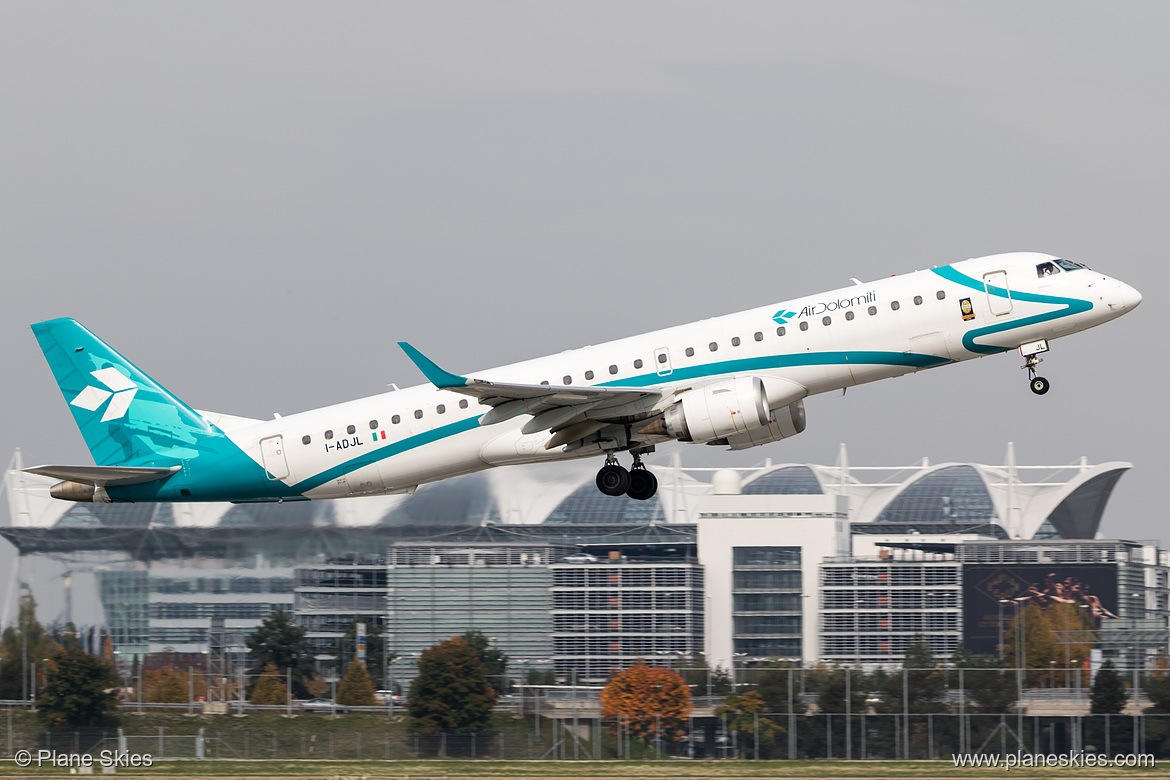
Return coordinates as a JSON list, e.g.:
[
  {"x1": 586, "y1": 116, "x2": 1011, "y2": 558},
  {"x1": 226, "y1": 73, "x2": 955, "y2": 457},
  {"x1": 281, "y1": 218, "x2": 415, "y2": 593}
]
[
  {"x1": 541, "y1": 380, "x2": 550, "y2": 386},
  {"x1": 709, "y1": 342, "x2": 718, "y2": 352},
  {"x1": 584, "y1": 370, "x2": 594, "y2": 380},
  {"x1": 731, "y1": 337, "x2": 741, "y2": 347},
  {"x1": 822, "y1": 316, "x2": 831, "y2": 326},
  {"x1": 754, "y1": 332, "x2": 763, "y2": 341},
  {"x1": 369, "y1": 420, "x2": 378, "y2": 430},
  {"x1": 776, "y1": 327, "x2": 786, "y2": 336},
  {"x1": 414, "y1": 409, "x2": 423, "y2": 419},
  {"x1": 324, "y1": 430, "x2": 333, "y2": 441},
  {"x1": 563, "y1": 376, "x2": 572, "y2": 385},
  {"x1": 891, "y1": 301, "x2": 901, "y2": 311},
  {"x1": 437, "y1": 404, "x2": 445, "y2": 414},
  {"x1": 868, "y1": 306, "x2": 877, "y2": 315},
  {"x1": 346, "y1": 424, "x2": 356, "y2": 435},
  {"x1": 392, "y1": 415, "x2": 401, "y2": 424},
  {"x1": 459, "y1": 400, "x2": 468, "y2": 409},
  {"x1": 685, "y1": 347, "x2": 695, "y2": 357},
  {"x1": 657, "y1": 353, "x2": 667, "y2": 363},
  {"x1": 634, "y1": 359, "x2": 643, "y2": 369},
  {"x1": 845, "y1": 311, "x2": 854, "y2": 321},
  {"x1": 302, "y1": 435, "x2": 311, "y2": 445},
  {"x1": 799, "y1": 321, "x2": 809, "y2": 332},
  {"x1": 609, "y1": 365, "x2": 618, "y2": 375},
  {"x1": 936, "y1": 290, "x2": 946, "y2": 300},
  {"x1": 913, "y1": 295, "x2": 923, "y2": 305}
]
